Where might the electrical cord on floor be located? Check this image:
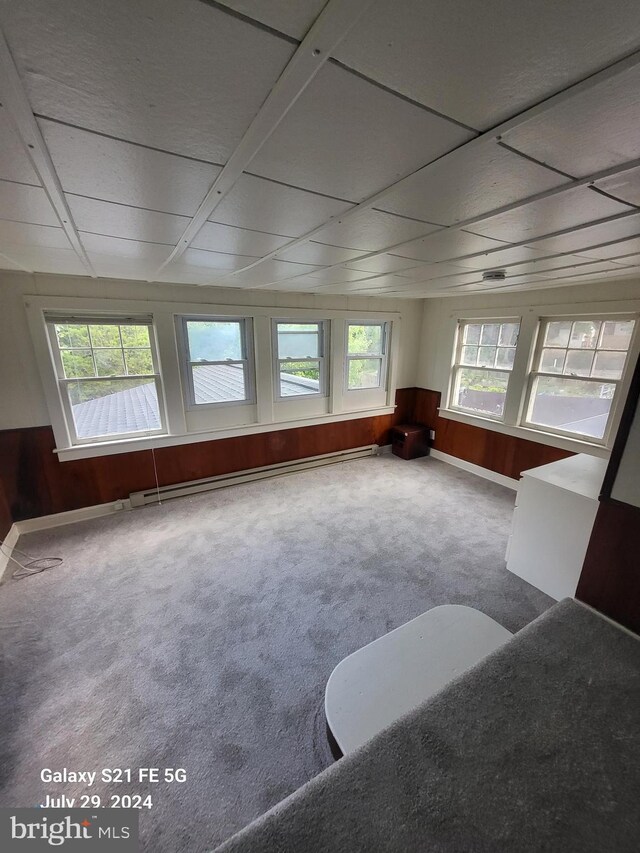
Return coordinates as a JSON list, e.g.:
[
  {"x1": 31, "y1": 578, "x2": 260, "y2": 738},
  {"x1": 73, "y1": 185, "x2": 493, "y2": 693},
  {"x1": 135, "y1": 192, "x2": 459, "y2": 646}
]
[{"x1": 0, "y1": 539, "x2": 63, "y2": 581}]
